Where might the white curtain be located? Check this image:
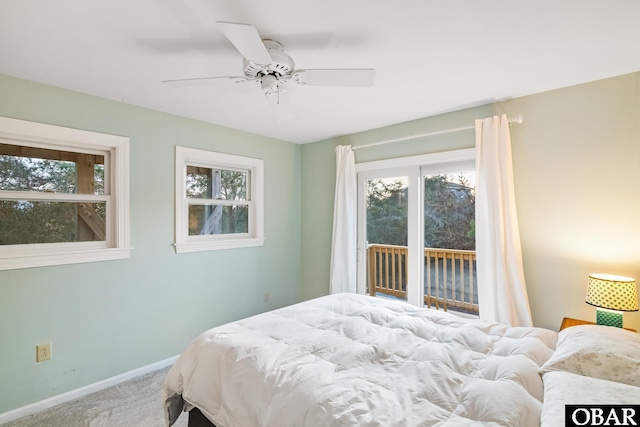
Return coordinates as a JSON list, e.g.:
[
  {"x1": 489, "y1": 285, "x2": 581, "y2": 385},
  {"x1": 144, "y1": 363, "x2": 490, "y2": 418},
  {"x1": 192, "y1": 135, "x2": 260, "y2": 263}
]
[
  {"x1": 475, "y1": 114, "x2": 532, "y2": 327},
  {"x1": 329, "y1": 145, "x2": 357, "y2": 294}
]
